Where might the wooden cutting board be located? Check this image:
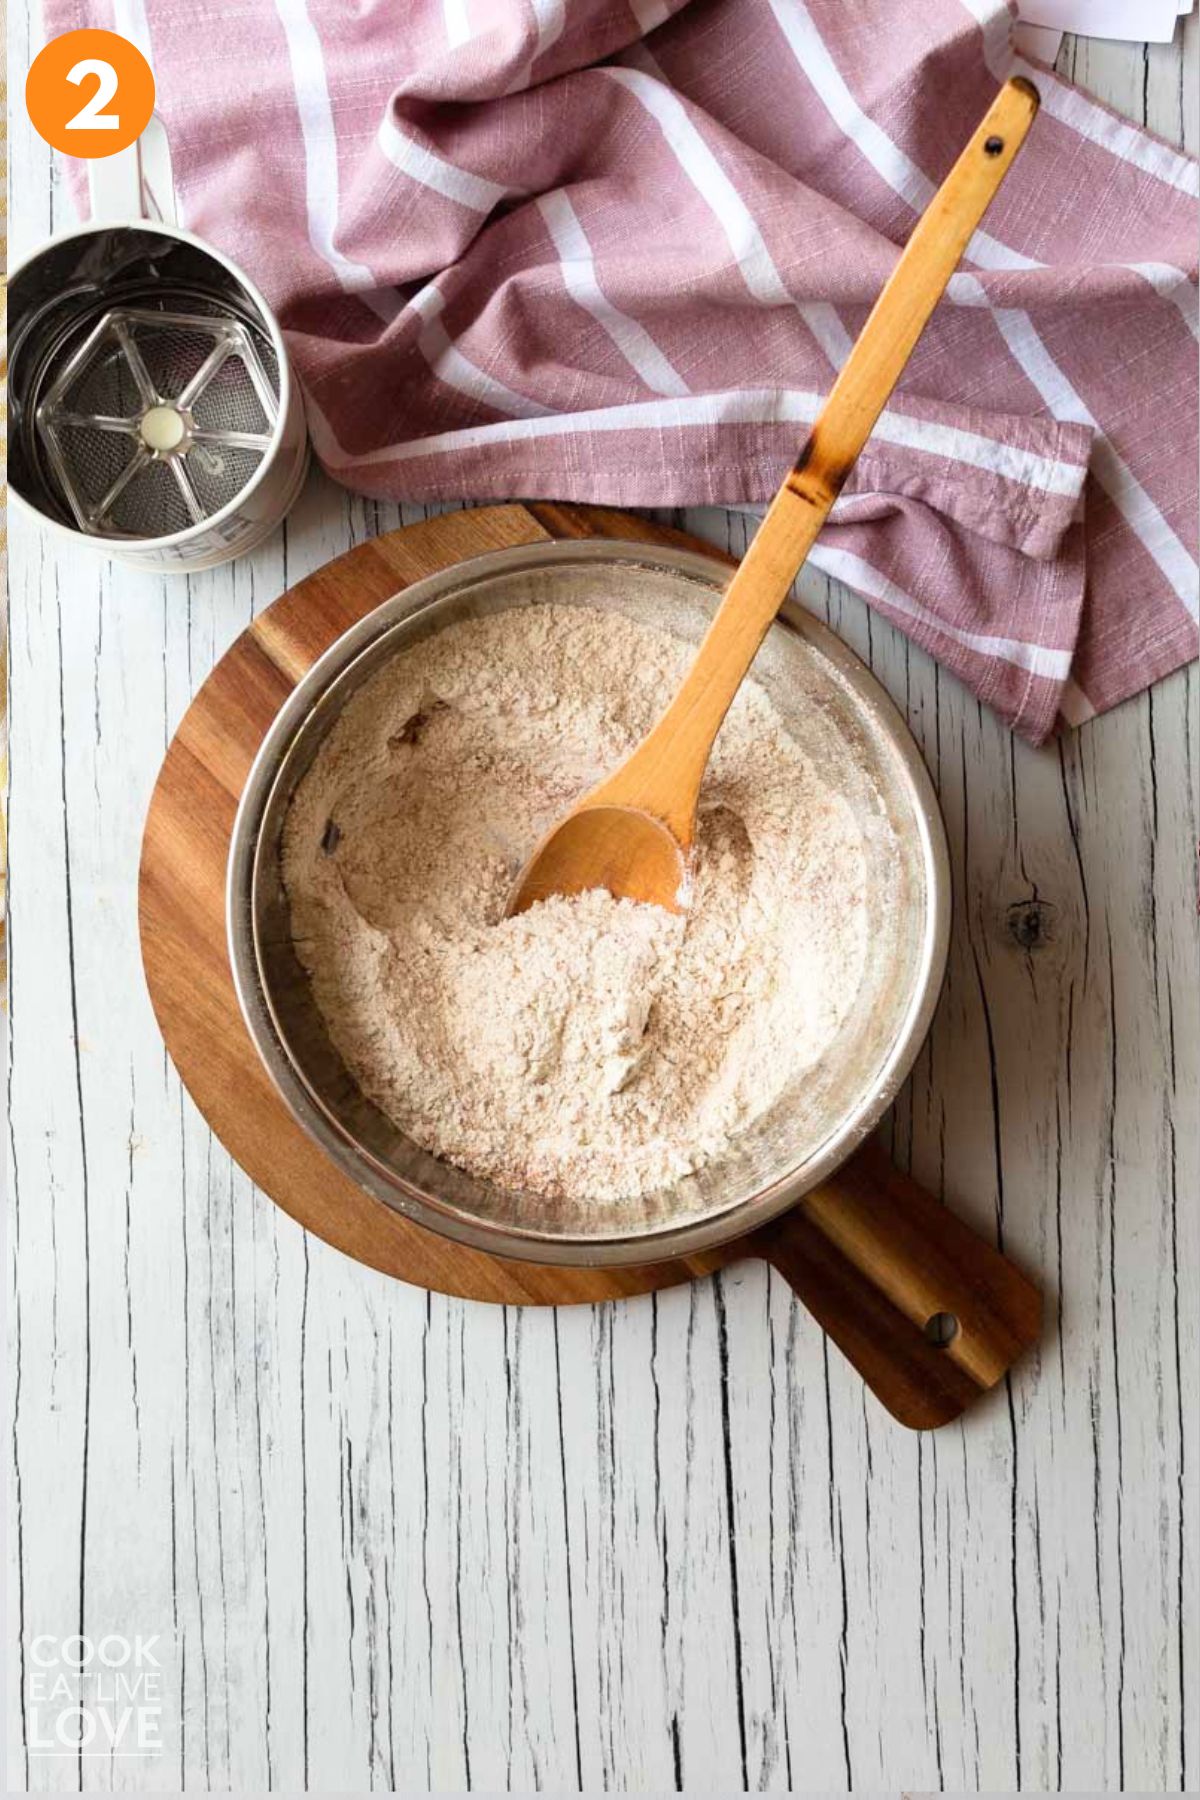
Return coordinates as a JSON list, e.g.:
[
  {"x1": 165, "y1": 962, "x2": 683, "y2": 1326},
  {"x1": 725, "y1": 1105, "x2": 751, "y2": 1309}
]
[{"x1": 139, "y1": 502, "x2": 1040, "y2": 1425}]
